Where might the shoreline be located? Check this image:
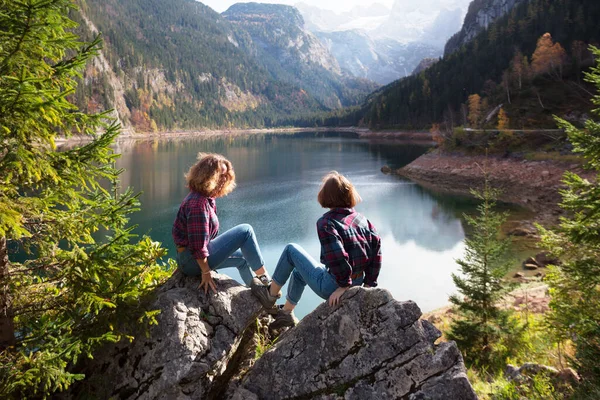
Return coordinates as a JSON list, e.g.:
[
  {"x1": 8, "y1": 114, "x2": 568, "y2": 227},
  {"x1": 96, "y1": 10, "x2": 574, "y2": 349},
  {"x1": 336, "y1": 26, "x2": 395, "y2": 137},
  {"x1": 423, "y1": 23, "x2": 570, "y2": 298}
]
[
  {"x1": 55, "y1": 127, "x2": 434, "y2": 145},
  {"x1": 393, "y1": 150, "x2": 594, "y2": 226}
]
